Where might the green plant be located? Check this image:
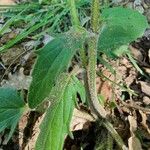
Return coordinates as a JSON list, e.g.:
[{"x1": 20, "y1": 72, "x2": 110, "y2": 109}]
[{"x1": 0, "y1": 0, "x2": 148, "y2": 149}]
